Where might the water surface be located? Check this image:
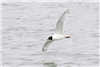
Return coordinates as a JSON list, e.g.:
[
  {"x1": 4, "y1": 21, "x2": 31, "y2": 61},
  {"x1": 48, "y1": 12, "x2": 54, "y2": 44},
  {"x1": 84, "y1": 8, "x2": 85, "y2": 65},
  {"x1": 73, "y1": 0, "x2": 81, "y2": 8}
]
[{"x1": 2, "y1": 2, "x2": 99, "y2": 67}]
